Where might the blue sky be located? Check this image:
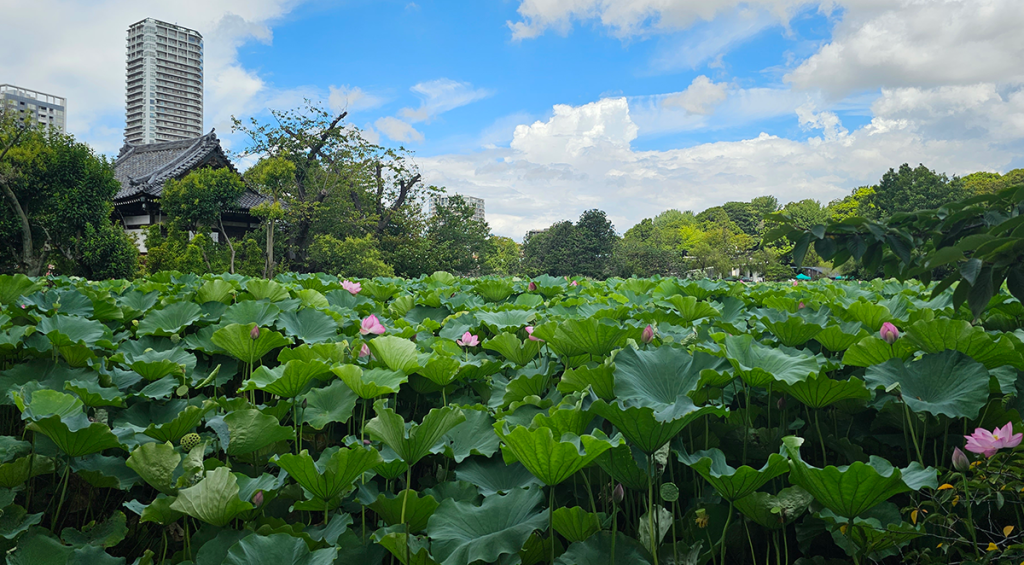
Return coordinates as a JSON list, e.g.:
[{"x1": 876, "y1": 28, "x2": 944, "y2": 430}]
[{"x1": 4, "y1": 0, "x2": 1024, "y2": 238}]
